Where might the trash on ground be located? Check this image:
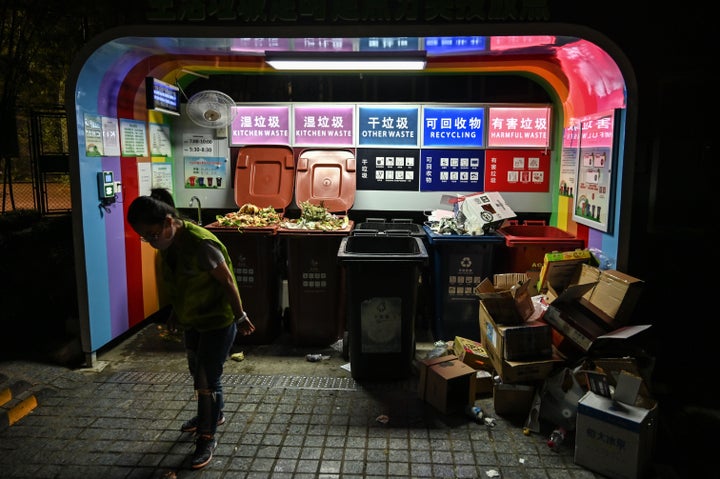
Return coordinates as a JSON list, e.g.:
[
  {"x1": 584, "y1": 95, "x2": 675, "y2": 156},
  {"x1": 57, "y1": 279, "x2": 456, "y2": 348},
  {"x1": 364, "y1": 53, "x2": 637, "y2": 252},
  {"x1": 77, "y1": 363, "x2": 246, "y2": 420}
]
[
  {"x1": 376, "y1": 414, "x2": 389, "y2": 424},
  {"x1": 230, "y1": 352, "x2": 245, "y2": 361},
  {"x1": 305, "y1": 353, "x2": 330, "y2": 362}
]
